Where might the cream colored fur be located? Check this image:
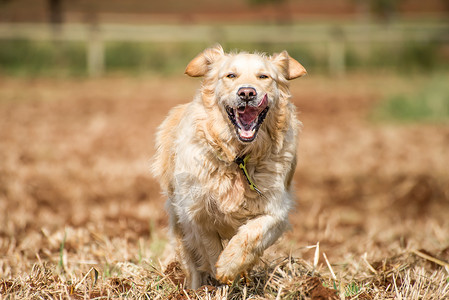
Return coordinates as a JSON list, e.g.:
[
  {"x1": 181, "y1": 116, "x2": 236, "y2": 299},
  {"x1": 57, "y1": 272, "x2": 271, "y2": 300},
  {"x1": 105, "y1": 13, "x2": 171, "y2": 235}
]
[{"x1": 152, "y1": 45, "x2": 306, "y2": 289}]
